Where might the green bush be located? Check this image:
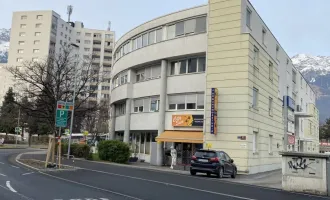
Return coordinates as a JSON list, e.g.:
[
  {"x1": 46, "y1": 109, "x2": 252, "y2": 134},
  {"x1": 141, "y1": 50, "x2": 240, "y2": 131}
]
[
  {"x1": 56, "y1": 142, "x2": 90, "y2": 159},
  {"x1": 98, "y1": 140, "x2": 130, "y2": 163}
]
